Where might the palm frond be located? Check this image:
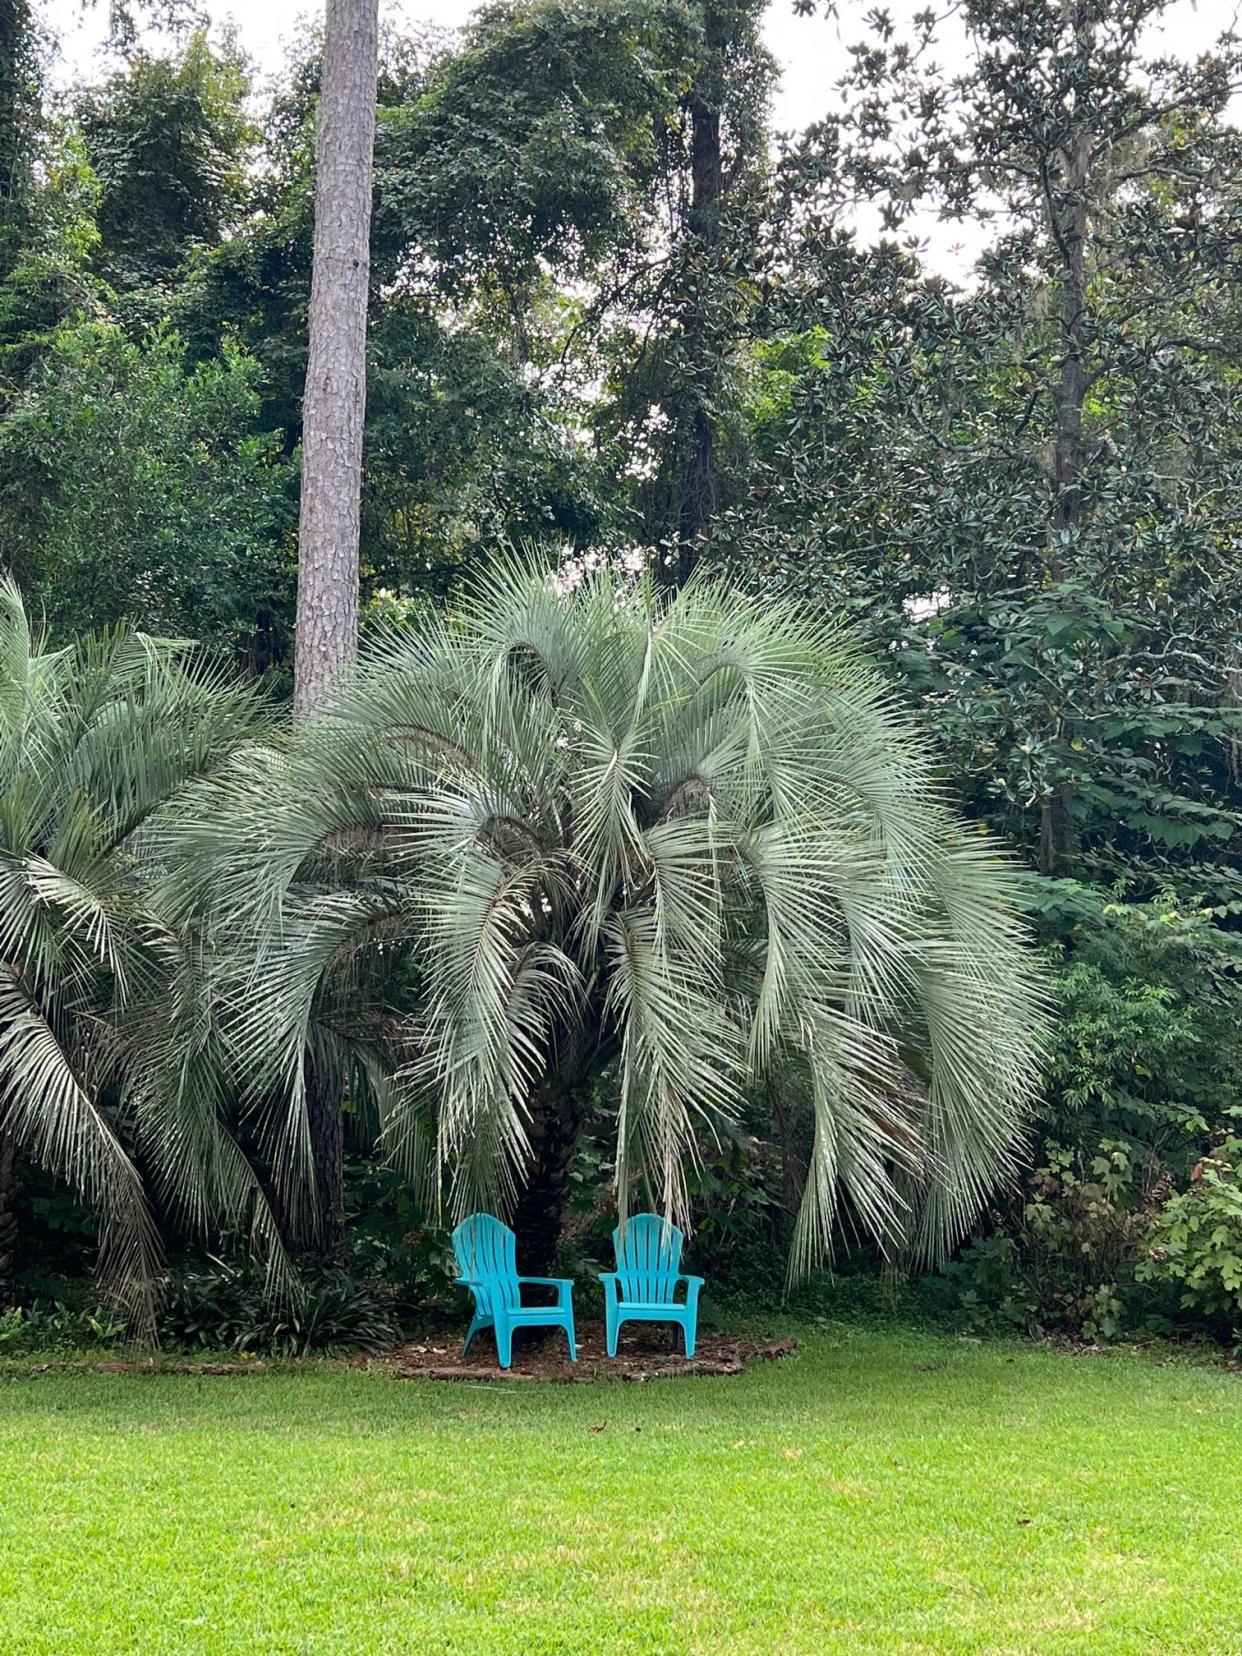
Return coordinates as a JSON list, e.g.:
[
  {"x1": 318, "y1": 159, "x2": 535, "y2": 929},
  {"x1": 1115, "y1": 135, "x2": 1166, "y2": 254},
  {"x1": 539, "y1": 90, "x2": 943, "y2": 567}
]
[{"x1": 173, "y1": 561, "x2": 1046, "y2": 1278}]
